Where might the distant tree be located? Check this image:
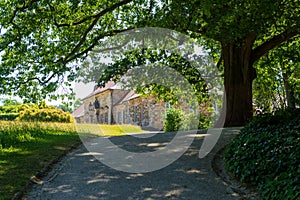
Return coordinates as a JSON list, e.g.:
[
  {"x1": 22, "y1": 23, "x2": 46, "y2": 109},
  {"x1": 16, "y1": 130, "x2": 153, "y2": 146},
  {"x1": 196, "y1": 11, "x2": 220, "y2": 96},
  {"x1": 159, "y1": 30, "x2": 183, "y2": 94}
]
[
  {"x1": 253, "y1": 38, "x2": 300, "y2": 112},
  {"x1": 73, "y1": 98, "x2": 83, "y2": 111},
  {"x1": 1, "y1": 98, "x2": 22, "y2": 106},
  {"x1": 57, "y1": 98, "x2": 83, "y2": 113}
]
